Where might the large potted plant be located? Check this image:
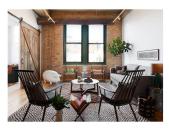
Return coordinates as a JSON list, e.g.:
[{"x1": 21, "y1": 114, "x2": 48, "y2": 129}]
[
  {"x1": 52, "y1": 95, "x2": 69, "y2": 121},
  {"x1": 108, "y1": 37, "x2": 132, "y2": 56}
]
